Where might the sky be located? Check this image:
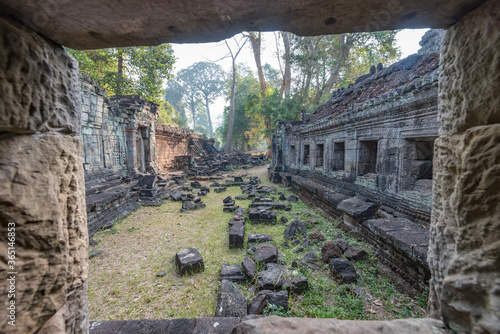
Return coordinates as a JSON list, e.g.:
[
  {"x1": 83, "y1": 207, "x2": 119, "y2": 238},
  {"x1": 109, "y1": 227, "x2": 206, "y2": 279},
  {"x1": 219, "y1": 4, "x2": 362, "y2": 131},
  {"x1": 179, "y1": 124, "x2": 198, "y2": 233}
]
[{"x1": 170, "y1": 29, "x2": 428, "y2": 129}]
